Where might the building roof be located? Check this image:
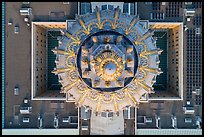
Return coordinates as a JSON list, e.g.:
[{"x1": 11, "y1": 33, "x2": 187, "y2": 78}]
[
  {"x1": 2, "y1": 129, "x2": 79, "y2": 135},
  {"x1": 136, "y1": 129, "x2": 202, "y2": 135}
]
